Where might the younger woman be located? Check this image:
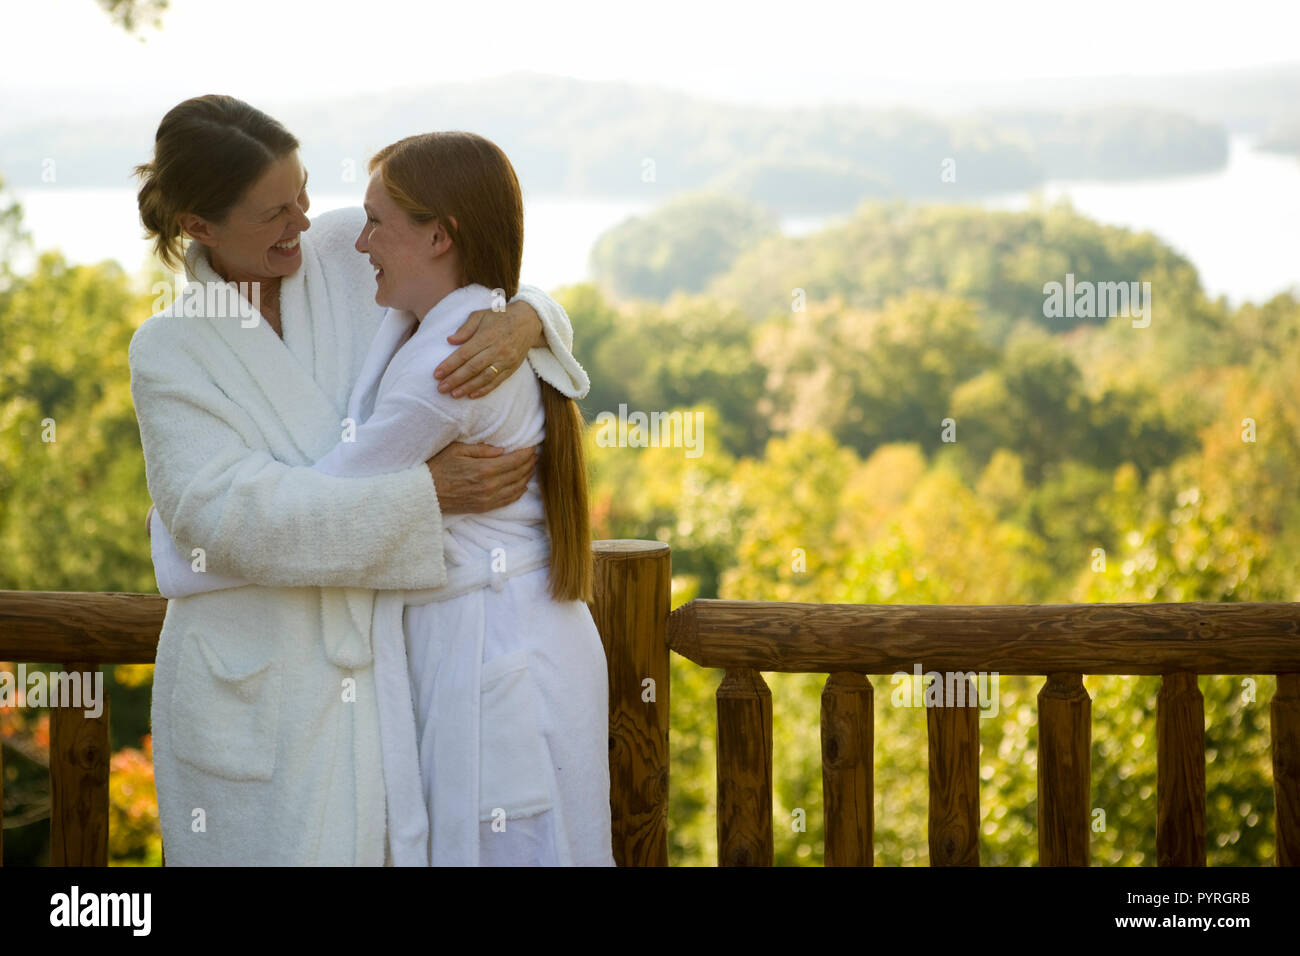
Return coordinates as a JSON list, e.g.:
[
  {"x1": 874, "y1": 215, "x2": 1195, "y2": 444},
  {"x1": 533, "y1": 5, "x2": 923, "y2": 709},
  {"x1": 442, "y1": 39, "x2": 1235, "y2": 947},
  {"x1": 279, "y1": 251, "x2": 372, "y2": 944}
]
[{"x1": 334, "y1": 131, "x2": 614, "y2": 866}]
